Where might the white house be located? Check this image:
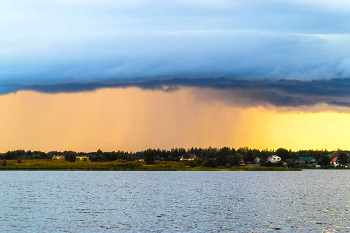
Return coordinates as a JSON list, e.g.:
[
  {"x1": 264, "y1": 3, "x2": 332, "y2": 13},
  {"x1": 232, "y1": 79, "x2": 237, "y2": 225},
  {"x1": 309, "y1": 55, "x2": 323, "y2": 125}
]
[
  {"x1": 267, "y1": 155, "x2": 281, "y2": 163},
  {"x1": 254, "y1": 157, "x2": 260, "y2": 164},
  {"x1": 330, "y1": 157, "x2": 339, "y2": 167}
]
